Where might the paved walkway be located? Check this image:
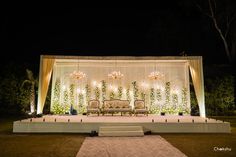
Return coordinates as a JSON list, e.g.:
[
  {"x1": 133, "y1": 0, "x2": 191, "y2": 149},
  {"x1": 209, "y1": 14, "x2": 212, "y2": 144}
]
[{"x1": 76, "y1": 135, "x2": 187, "y2": 157}]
